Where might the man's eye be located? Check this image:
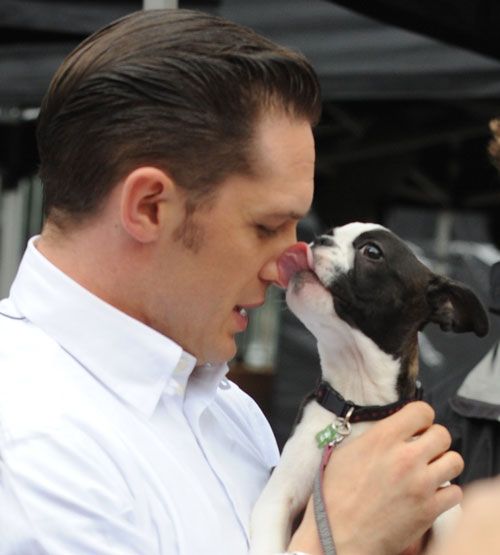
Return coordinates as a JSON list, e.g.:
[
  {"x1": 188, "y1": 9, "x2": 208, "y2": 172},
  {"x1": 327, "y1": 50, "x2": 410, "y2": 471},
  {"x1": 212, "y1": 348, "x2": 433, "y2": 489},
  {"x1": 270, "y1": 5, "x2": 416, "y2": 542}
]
[
  {"x1": 256, "y1": 224, "x2": 279, "y2": 238},
  {"x1": 360, "y1": 242, "x2": 383, "y2": 260}
]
